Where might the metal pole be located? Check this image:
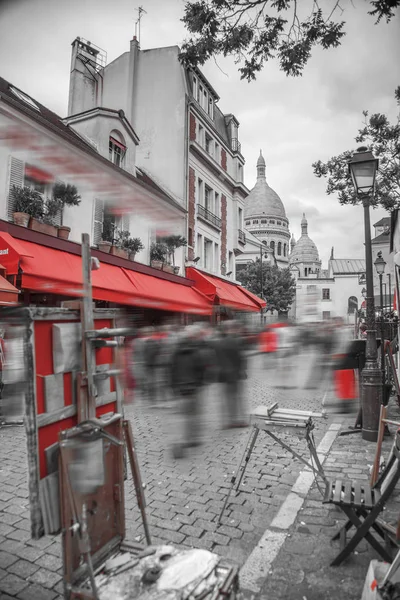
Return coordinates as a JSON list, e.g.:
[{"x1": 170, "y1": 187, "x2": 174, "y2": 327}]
[
  {"x1": 388, "y1": 274, "x2": 392, "y2": 313},
  {"x1": 361, "y1": 199, "x2": 381, "y2": 442},
  {"x1": 383, "y1": 283, "x2": 387, "y2": 315},
  {"x1": 379, "y1": 273, "x2": 385, "y2": 383},
  {"x1": 260, "y1": 245, "x2": 263, "y2": 324}
]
